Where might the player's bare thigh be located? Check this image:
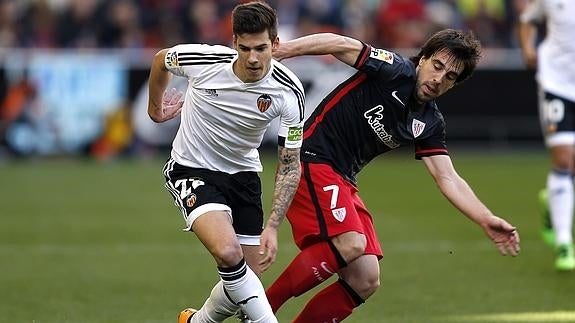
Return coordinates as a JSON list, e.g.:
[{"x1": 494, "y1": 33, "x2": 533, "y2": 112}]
[{"x1": 191, "y1": 210, "x2": 243, "y2": 267}]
